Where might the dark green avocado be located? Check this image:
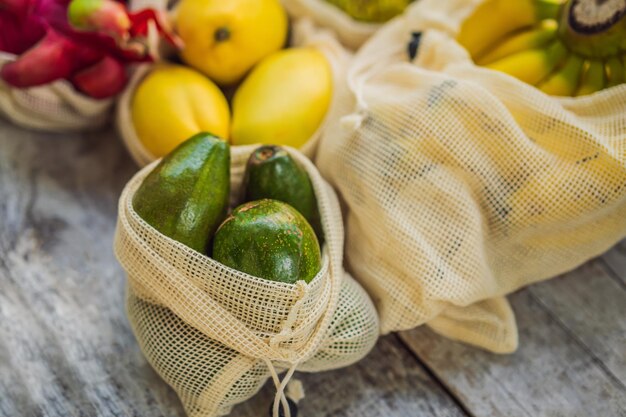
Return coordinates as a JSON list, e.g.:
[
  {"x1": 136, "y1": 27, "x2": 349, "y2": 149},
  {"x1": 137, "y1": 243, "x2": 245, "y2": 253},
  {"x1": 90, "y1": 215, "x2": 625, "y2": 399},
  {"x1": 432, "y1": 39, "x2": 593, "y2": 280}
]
[
  {"x1": 132, "y1": 132, "x2": 230, "y2": 253},
  {"x1": 242, "y1": 145, "x2": 323, "y2": 241},
  {"x1": 211, "y1": 199, "x2": 321, "y2": 284}
]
